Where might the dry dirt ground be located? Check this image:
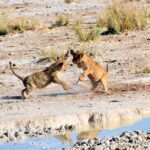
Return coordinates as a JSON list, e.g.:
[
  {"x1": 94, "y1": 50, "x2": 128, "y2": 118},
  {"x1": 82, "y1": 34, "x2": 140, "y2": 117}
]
[{"x1": 0, "y1": 0, "x2": 150, "y2": 135}]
